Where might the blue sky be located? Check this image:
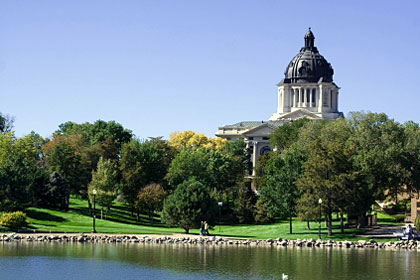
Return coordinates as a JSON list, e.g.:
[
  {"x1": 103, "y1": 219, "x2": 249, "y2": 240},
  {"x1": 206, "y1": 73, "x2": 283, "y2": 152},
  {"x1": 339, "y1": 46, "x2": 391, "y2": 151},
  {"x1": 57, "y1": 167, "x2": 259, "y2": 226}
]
[{"x1": 0, "y1": 0, "x2": 419, "y2": 139}]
